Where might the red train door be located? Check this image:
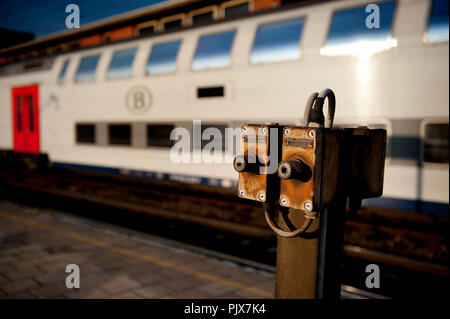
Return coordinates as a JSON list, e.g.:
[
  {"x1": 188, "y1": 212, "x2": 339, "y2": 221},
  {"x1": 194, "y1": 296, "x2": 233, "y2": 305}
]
[{"x1": 11, "y1": 85, "x2": 40, "y2": 153}]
